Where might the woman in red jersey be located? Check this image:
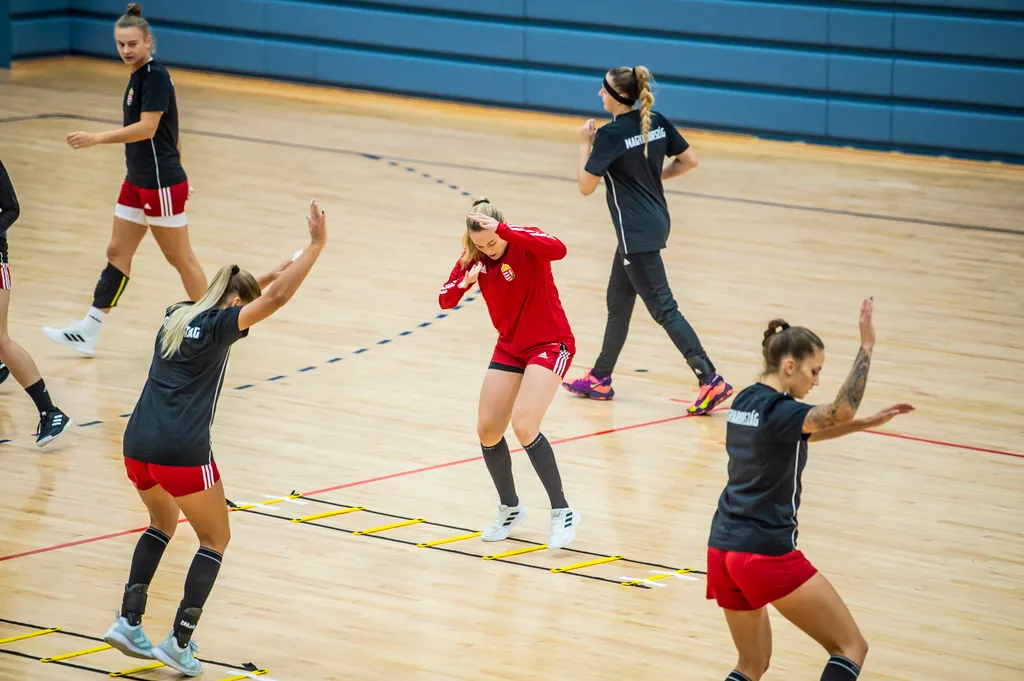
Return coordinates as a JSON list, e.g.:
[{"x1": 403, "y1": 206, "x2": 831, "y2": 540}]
[{"x1": 439, "y1": 197, "x2": 580, "y2": 549}]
